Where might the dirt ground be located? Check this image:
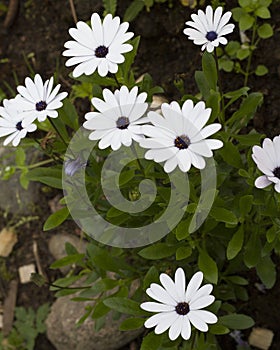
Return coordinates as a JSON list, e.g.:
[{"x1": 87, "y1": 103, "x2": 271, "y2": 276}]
[{"x1": 0, "y1": 0, "x2": 280, "y2": 349}]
